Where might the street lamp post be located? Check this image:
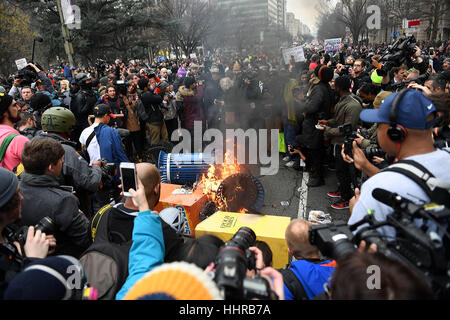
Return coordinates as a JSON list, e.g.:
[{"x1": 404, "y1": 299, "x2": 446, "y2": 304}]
[{"x1": 31, "y1": 35, "x2": 43, "y2": 63}]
